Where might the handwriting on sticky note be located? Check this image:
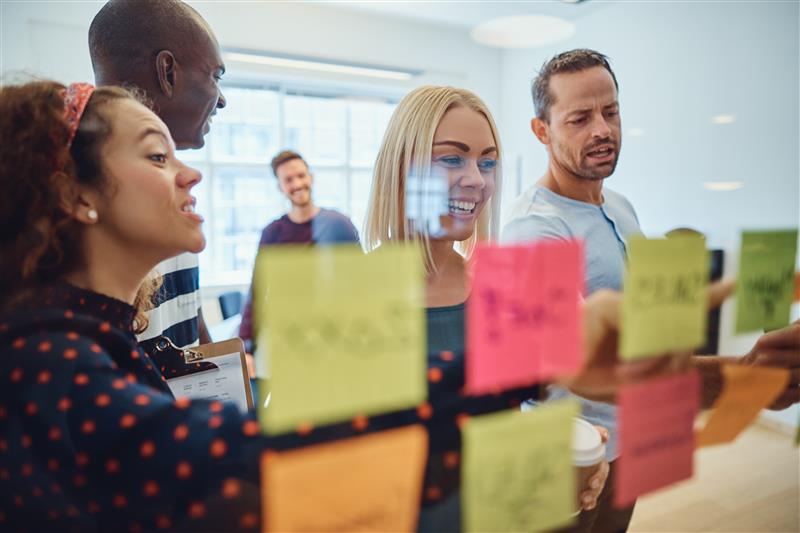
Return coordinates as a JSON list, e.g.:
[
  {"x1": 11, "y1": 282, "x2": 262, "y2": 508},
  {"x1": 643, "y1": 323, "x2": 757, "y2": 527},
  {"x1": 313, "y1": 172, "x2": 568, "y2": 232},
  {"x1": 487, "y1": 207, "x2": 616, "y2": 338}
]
[
  {"x1": 736, "y1": 229, "x2": 798, "y2": 333},
  {"x1": 262, "y1": 425, "x2": 427, "y2": 532},
  {"x1": 621, "y1": 235, "x2": 709, "y2": 360},
  {"x1": 257, "y1": 245, "x2": 426, "y2": 434},
  {"x1": 697, "y1": 364, "x2": 789, "y2": 447},
  {"x1": 466, "y1": 240, "x2": 583, "y2": 394},
  {"x1": 463, "y1": 400, "x2": 578, "y2": 532},
  {"x1": 616, "y1": 371, "x2": 700, "y2": 507}
]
